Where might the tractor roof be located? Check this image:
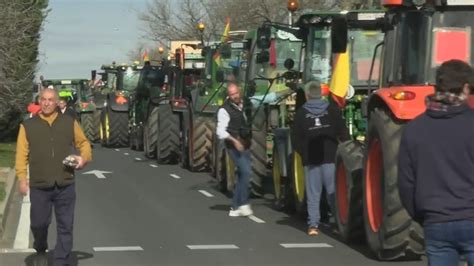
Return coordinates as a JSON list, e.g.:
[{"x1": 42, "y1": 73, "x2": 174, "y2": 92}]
[
  {"x1": 42, "y1": 79, "x2": 88, "y2": 85},
  {"x1": 297, "y1": 10, "x2": 384, "y2": 29},
  {"x1": 383, "y1": 0, "x2": 474, "y2": 8},
  {"x1": 101, "y1": 63, "x2": 143, "y2": 71}
]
